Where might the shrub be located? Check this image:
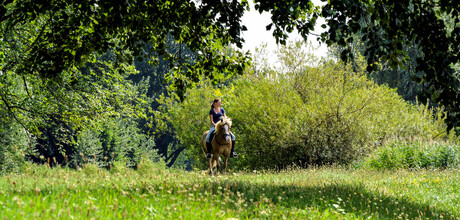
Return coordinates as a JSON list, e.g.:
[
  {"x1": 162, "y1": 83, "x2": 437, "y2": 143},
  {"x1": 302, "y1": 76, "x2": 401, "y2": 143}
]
[
  {"x1": 110, "y1": 159, "x2": 131, "y2": 175},
  {"x1": 156, "y1": 42, "x2": 450, "y2": 170},
  {"x1": 82, "y1": 163, "x2": 104, "y2": 176},
  {"x1": 72, "y1": 117, "x2": 158, "y2": 169},
  {"x1": 290, "y1": 59, "x2": 448, "y2": 166},
  {"x1": 365, "y1": 140, "x2": 460, "y2": 170},
  {"x1": 0, "y1": 117, "x2": 36, "y2": 175},
  {"x1": 136, "y1": 155, "x2": 167, "y2": 175}
]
